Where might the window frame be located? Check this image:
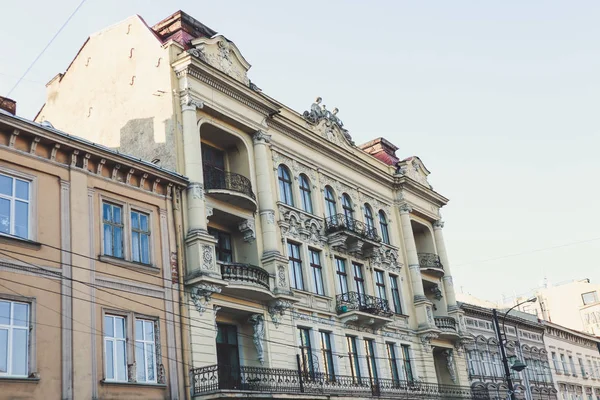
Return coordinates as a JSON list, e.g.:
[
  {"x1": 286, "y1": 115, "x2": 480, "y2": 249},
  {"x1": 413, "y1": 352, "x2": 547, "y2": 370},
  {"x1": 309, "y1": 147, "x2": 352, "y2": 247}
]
[
  {"x1": 335, "y1": 258, "x2": 349, "y2": 295},
  {"x1": 386, "y1": 342, "x2": 401, "y2": 384},
  {"x1": 0, "y1": 297, "x2": 34, "y2": 378},
  {"x1": 582, "y1": 291, "x2": 599, "y2": 306},
  {"x1": 0, "y1": 170, "x2": 33, "y2": 241},
  {"x1": 324, "y1": 186, "x2": 337, "y2": 218},
  {"x1": 389, "y1": 275, "x2": 403, "y2": 314},
  {"x1": 298, "y1": 327, "x2": 314, "y2": 378},
  {"x1": 364, "y1": 338, "x2": 378, "y2": 380},
  {"x1": 353, "y1": 263, "x2": 365, "y2": 297},
  {"x1": 130, "y1": 208, "x2": 152, "y2": 265},
  {"x1": 364, "y1": 204, "x2": 375, "y2": 232},
  {"x1": 135, "y1": 318, "x2": 158, "y2": 383},
  {"x1": 277, "y1": 165, "x2": 294, "y2": 206},
  {"x1": 375, "y1": 270, "x2": 387, "y2": 301},
  {"x1": 208, "y1": 228, "x2": 233, "y2": 263},
  {"x1": 287, "y1": 241, "x2": 304, "y2": 290},
  {"x1": 341, "y1": 194, "x2": 354, "y2": 225},
  {"x1": 309, "y1": 249, "x2": 325, "y2": 295},
  {"x1": 346, "y1": 335, "x2": 361, "y2": 383},
  {"x1": 401, "y1": 344, "x2": 413, "y2": 382},
  {"x1": 298, "y1": 174, "x2": 313, "y2": 214},
  {"x1": 378, "y1": 210, "x2": 390, "y2": 245},
  {"x1": 319, "y1": 331, "x2": 335, "y2": 381},
  {"x1": 103, "y1": 314, "x2": 128, "y2": 382}
]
